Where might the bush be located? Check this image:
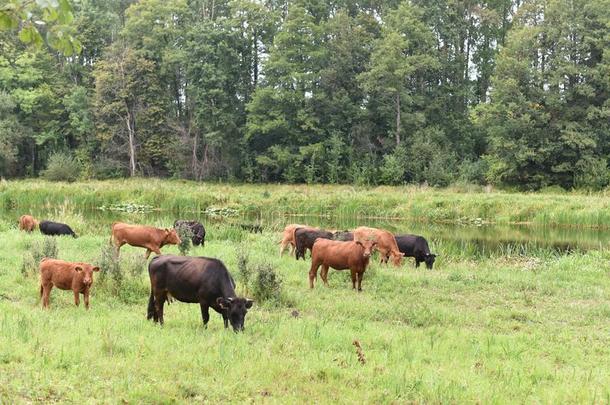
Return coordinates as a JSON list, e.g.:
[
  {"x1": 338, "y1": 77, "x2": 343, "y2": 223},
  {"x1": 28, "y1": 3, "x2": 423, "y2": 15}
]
[
  {"x1": 175, "y1": 224, "x2": 193, "y2": 255},
  {"x1": 20, "y1": 237, "x2": 59, "y2": 276},
  {"x1": 251, "y1": 263, "x2": 282, "y2": 303},
  {"x1": 236, "y1": 247, "x2": 252, "y2": 292},
  {"x1": 97, "y1": 245, "x2": 147, "y2": 304},
  {"x1": 42, "y1": 152, "x2": 82, "y2": 182},
  {"x1": 380, "y1": 146, "x2": 407, "y2": 185}
]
